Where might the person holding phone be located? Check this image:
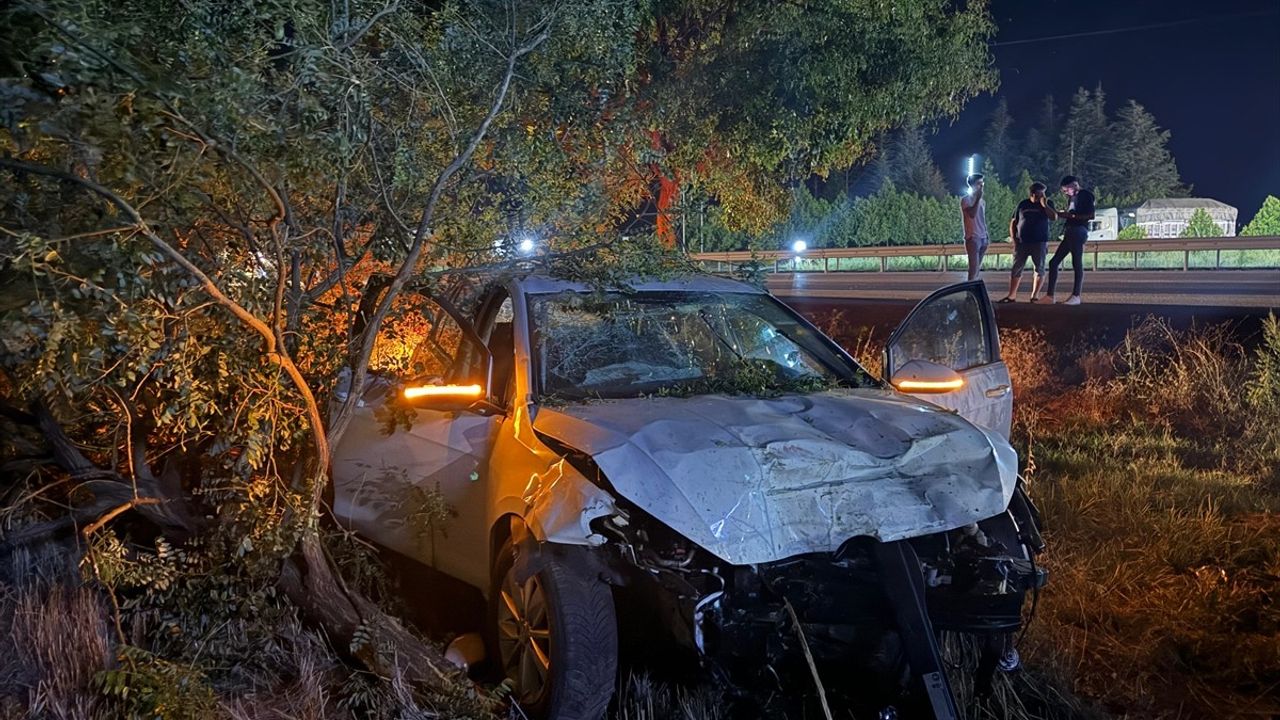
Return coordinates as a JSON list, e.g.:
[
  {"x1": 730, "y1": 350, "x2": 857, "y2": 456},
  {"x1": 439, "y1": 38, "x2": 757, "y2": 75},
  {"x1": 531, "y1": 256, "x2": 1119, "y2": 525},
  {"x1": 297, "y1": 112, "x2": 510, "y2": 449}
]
[
  {"x1": 1000, "y1": 182, "x2": 1058, "y2": 303},
  {"x1": 1044, "y1": 175, "x2": 1095, "y2": 305}
]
